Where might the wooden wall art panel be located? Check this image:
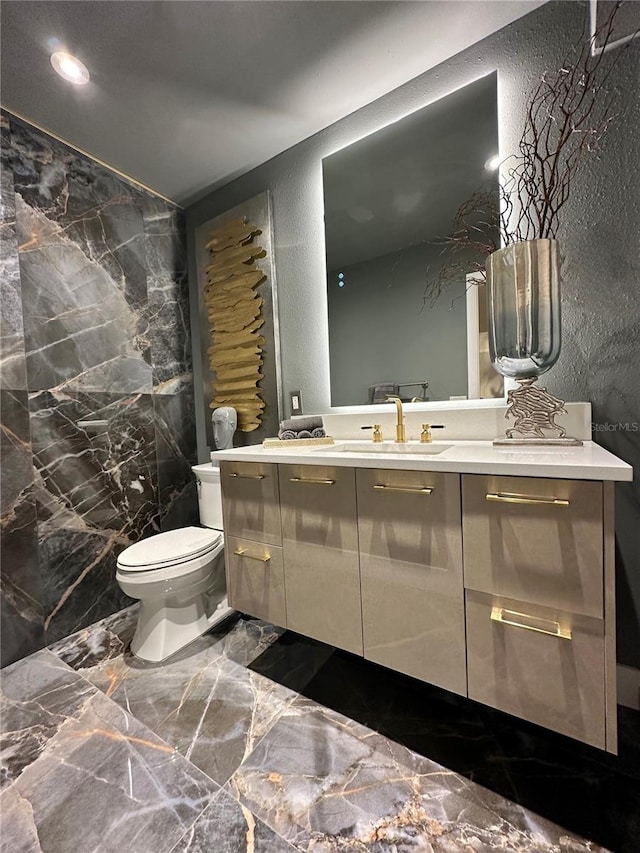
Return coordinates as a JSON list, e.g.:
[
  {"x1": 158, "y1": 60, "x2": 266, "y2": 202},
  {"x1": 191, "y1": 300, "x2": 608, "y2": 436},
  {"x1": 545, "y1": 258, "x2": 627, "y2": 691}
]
[
  {"x1": 194, "y1": 191, "x2": 281, "y2": 446},
  {"x1": 204, "y1": 217, "x2": 266, "y2": 431}
]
